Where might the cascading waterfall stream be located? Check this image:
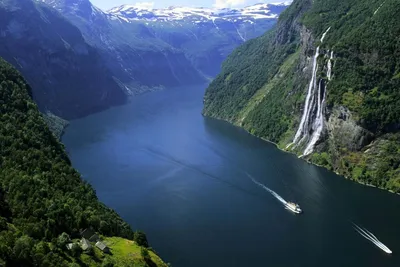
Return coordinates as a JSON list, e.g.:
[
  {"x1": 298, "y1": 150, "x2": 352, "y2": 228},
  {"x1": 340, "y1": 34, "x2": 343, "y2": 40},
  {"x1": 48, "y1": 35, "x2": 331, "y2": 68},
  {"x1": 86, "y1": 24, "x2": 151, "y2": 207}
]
[
  {"x1": 291, "y1": 46, "x2": 320, "y2": 146},
  {"x1": 287, "y1": 27, "x2": 333, "y2": 156},
  {"x1": 327, "y1": 51, "x2": 334, "y2": 81},
  {"x1": 303, "y1": 79, "x2": 326, "y2": 155},
  {"x1": 303, "y1": 50, "x2": 334, "y2": 156}
]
